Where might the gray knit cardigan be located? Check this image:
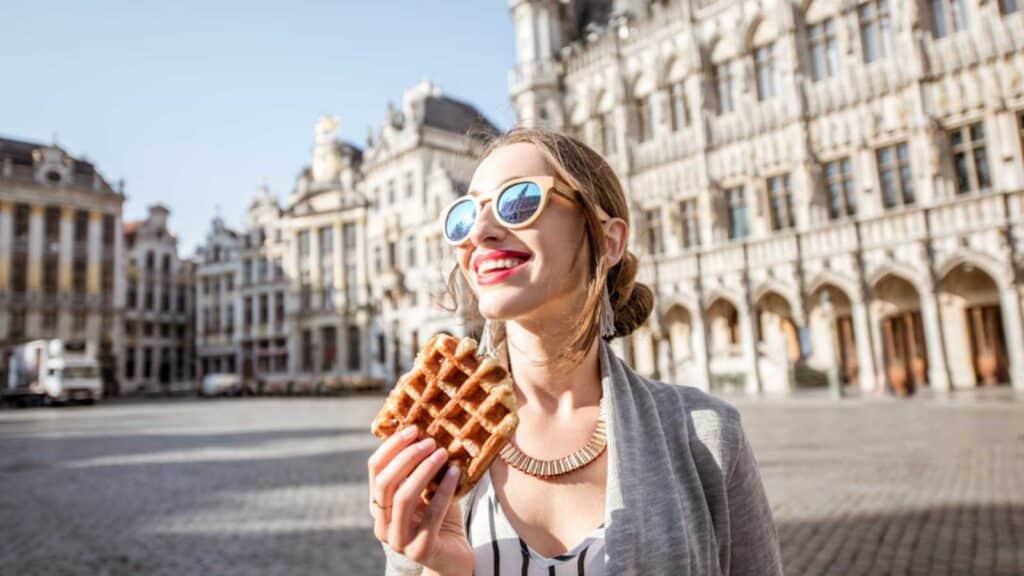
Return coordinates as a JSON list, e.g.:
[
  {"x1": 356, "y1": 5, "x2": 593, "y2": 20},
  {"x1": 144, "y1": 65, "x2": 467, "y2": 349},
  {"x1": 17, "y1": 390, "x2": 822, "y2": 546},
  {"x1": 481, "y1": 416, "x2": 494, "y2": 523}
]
[{"x1": 380, "y1": 337, "x2": 783, "y2": 575}]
